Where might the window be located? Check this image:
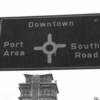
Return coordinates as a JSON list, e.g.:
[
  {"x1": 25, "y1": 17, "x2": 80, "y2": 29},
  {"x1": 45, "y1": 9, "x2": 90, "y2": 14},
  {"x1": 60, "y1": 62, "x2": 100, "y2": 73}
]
[
  {"x1": 21, "y1": 89, "x2": 31, "y2": 97},
  {"x1": 39, "y1": 98, "x2": 51, "y2": 100},
  {"x1": 40, "y1": 88, "x2": 51, "y2": 96}
]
